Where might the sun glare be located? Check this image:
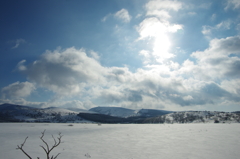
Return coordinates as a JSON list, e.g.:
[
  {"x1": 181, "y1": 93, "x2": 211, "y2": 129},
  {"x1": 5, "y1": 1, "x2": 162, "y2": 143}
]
[
  {"x1": 138, "y1": 17, "x2": 175, "y2": 63},
  {"x1": 152, "y1": 32, "x2": 174, "y2": 63}
]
